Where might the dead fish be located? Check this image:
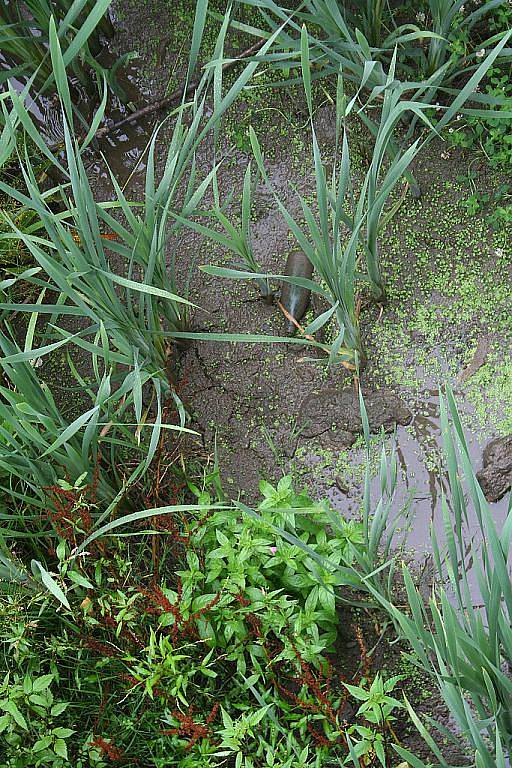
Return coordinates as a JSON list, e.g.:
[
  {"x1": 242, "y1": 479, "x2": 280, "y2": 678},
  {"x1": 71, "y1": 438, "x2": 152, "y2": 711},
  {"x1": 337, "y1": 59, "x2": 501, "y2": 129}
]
[{"x1": 280, "y1": 251, "x2": 313, "y2": 333}]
